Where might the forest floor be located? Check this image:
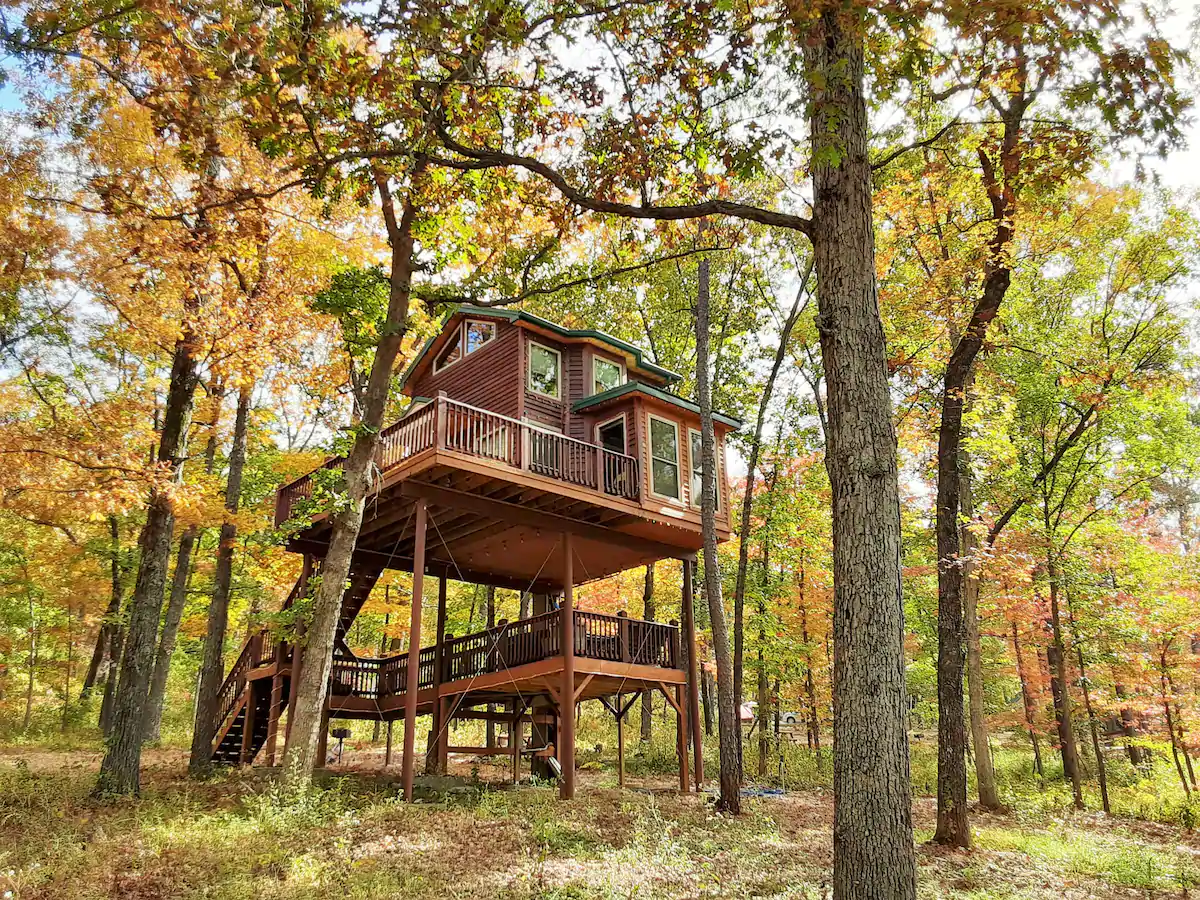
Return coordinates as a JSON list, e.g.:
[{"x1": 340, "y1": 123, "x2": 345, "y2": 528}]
[{"x1": 1, "y1": 745, "x2": 1197, "y2": 900}]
